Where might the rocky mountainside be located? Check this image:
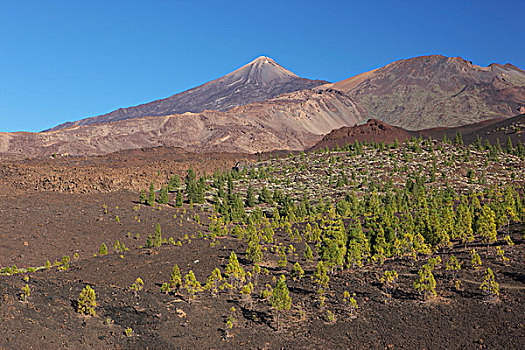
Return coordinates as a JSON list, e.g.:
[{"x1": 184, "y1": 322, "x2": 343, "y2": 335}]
[
  {"x1": 0, "y1": 89, "x2": 367, "y2": 158},
  {"x1": 46, "y1": 56, "x2": 328, "y2": 131},
  {"x1": 310, "y1": 118, "x2": 414, "y2": 150},
  {"x1": 329, "y1": 55, "x2": 525, "y2": 129},
  {"x1": 311, "y1": 114, "x2": 525, "y2": 151}
]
